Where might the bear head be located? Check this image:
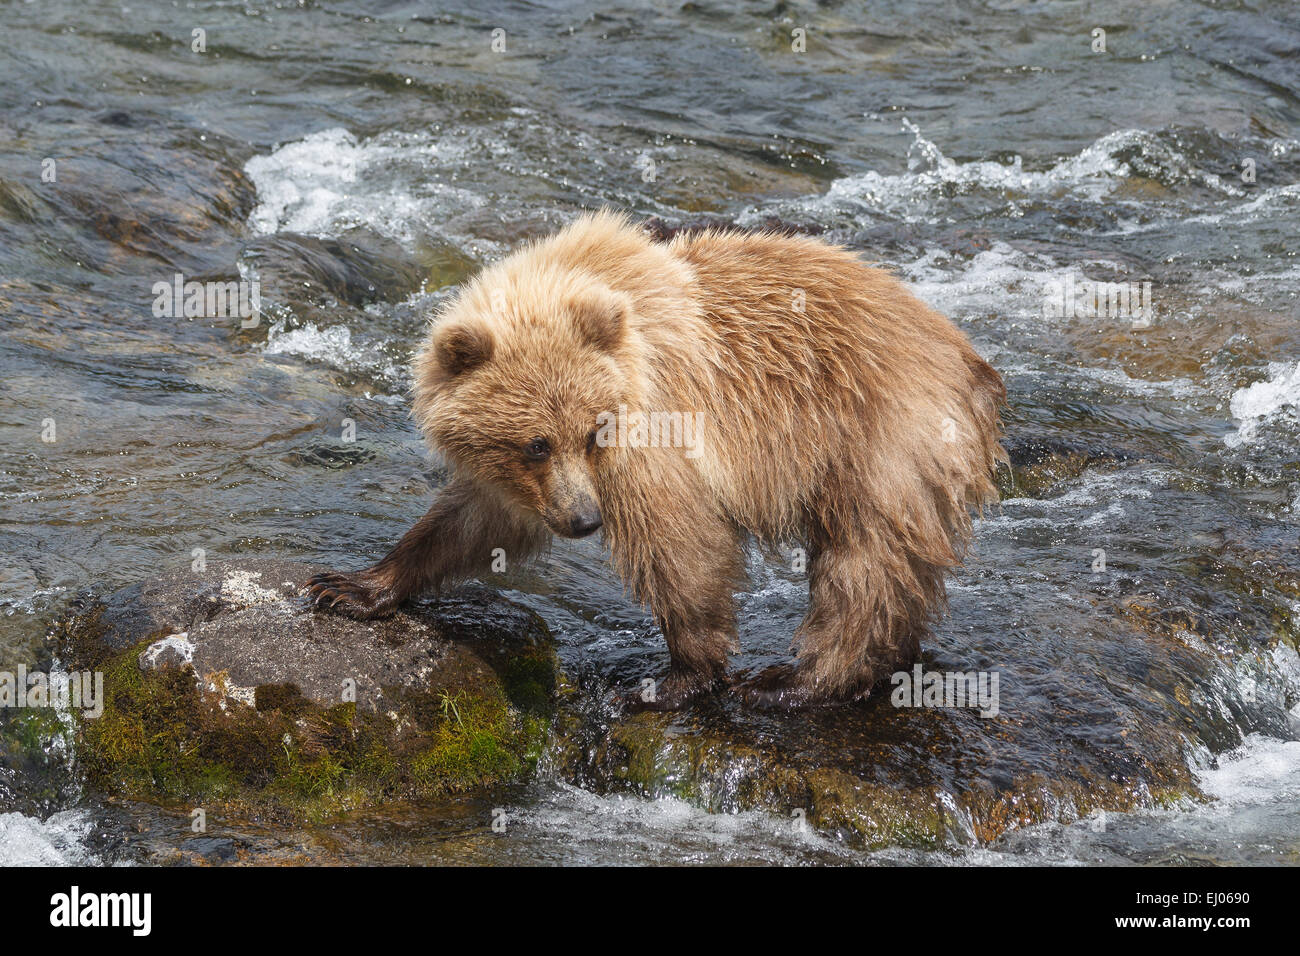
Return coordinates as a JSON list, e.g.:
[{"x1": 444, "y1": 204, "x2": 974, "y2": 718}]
[{"x1": 412, "y1": 266, "x2": 646, "y2": 539}]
